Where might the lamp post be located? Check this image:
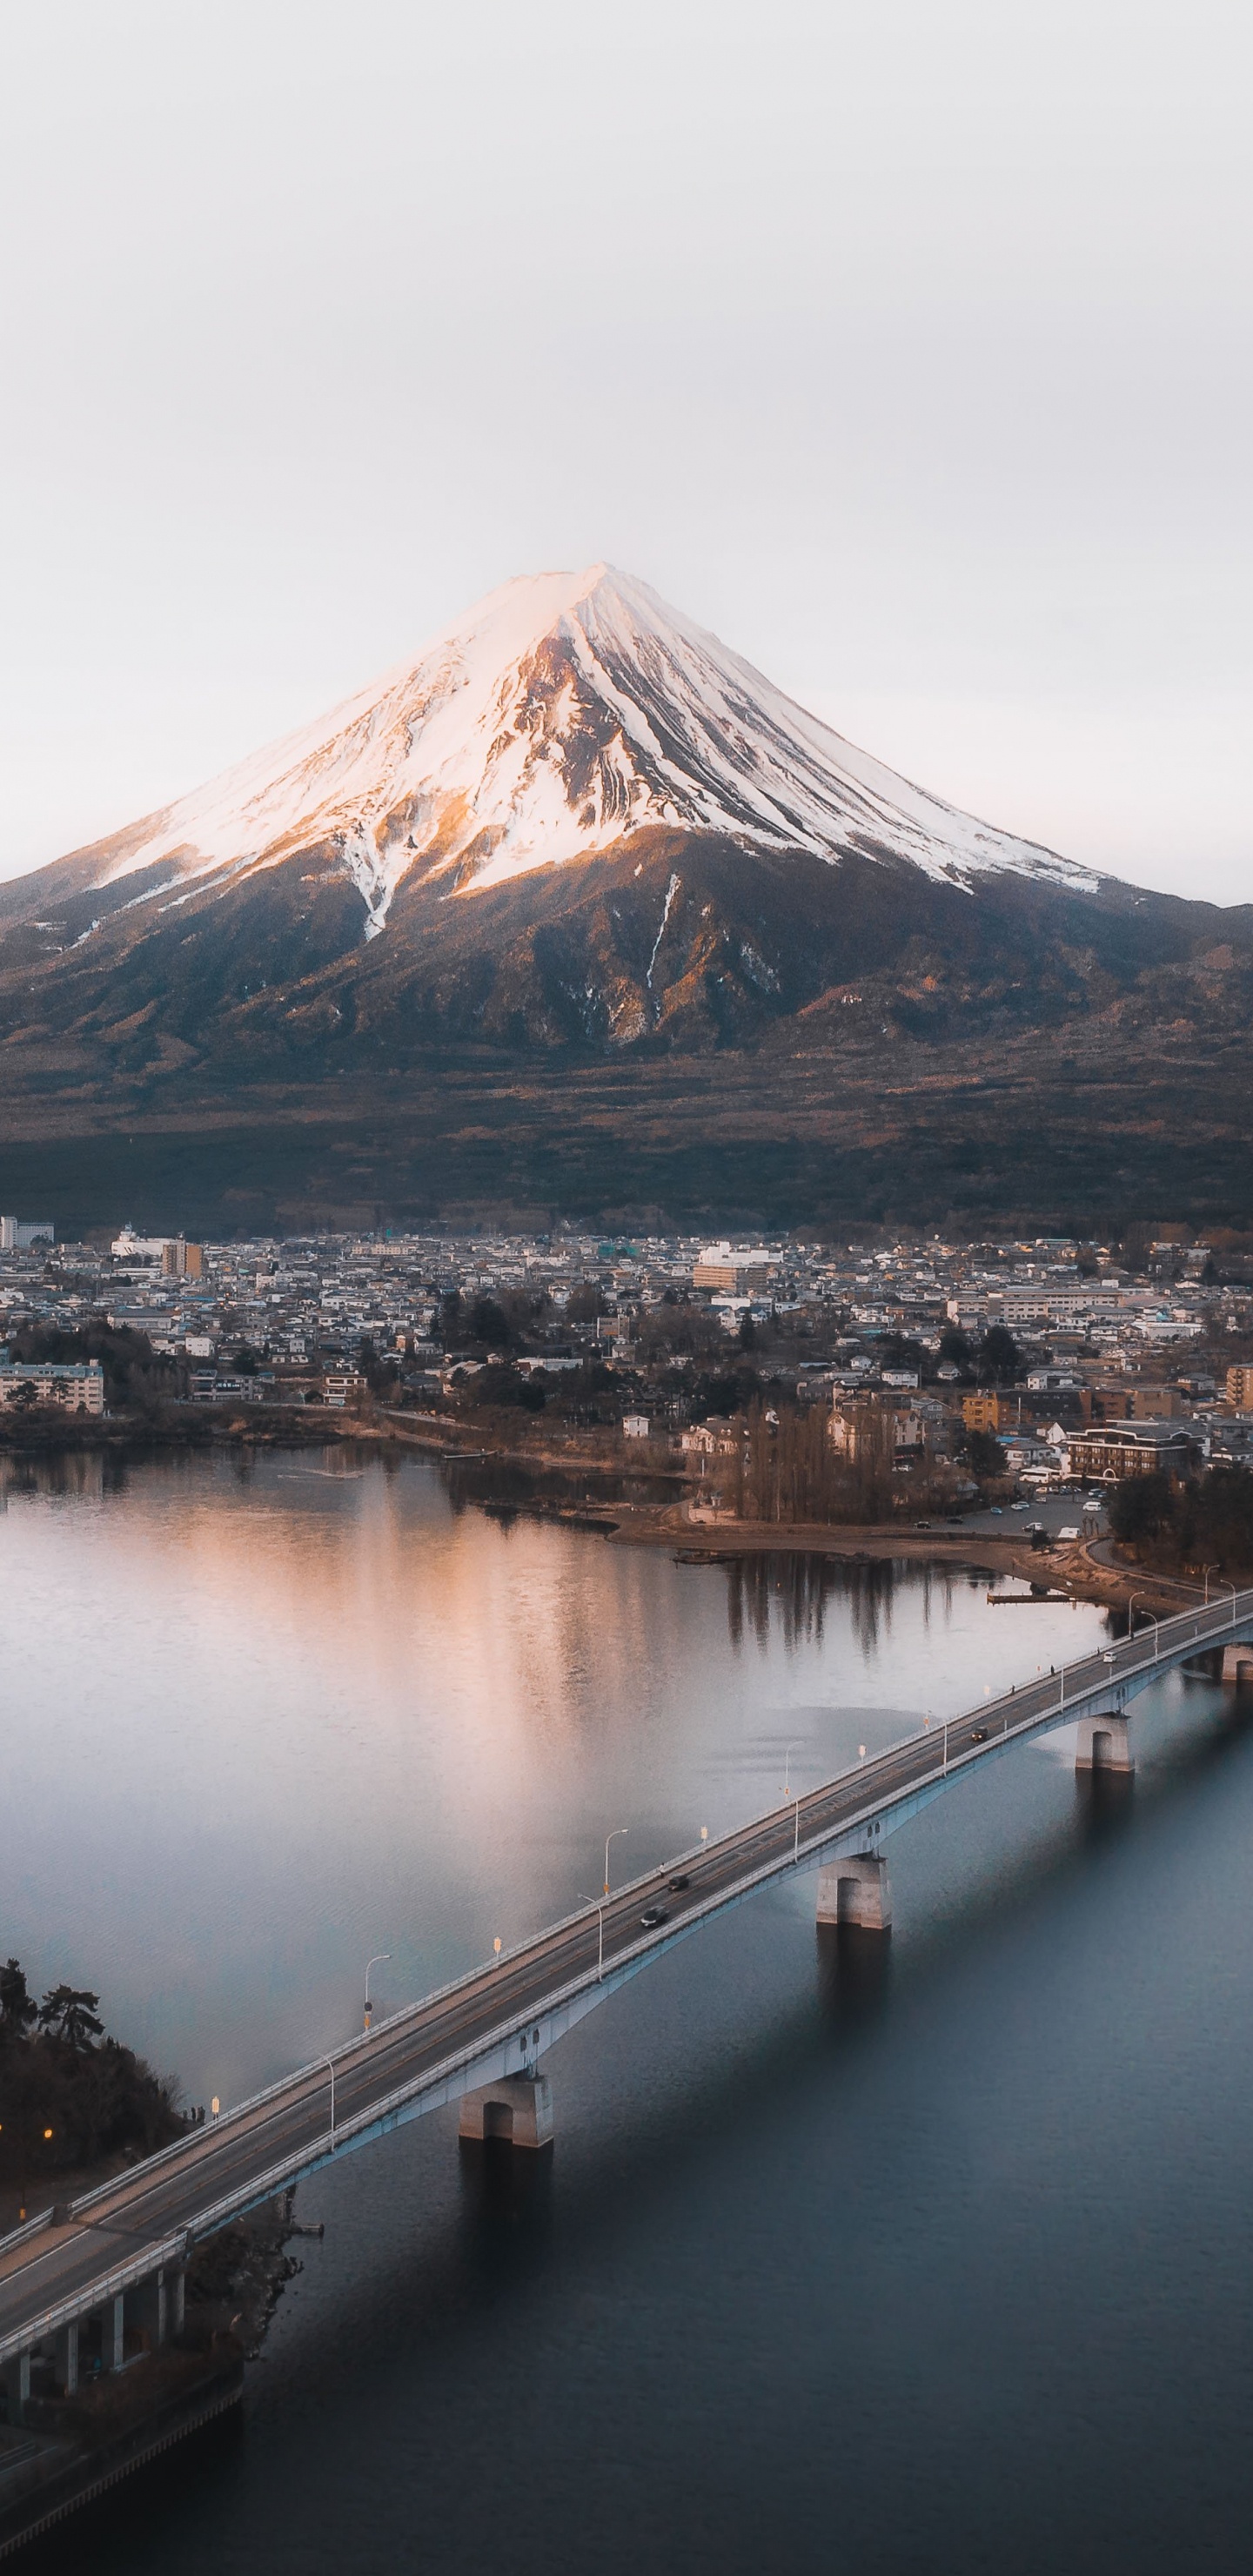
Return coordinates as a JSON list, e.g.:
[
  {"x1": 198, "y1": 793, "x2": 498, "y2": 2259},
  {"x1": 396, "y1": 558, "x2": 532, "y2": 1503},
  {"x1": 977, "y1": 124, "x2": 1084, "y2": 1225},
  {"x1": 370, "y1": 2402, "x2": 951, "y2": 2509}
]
[
  {"x1": 1128, "y1": 1595, "x2": 1159, "y2": 1658},
  {"x1": 603, "y1": 1827, "x2": 628, "y2": 1896},
  {"x1": 782, "y1": 1746, "x2": 801, "y2": 1859},
  {"x1": 322, "y1": 2056, "x2": 336, "y2": 2151},
  {"x1": 363, "y1": 1954, "x2": 390, "y2": 2033},
  {"x1": 579, "y1": 1895, "x2": 607, "y2": 1980}
]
